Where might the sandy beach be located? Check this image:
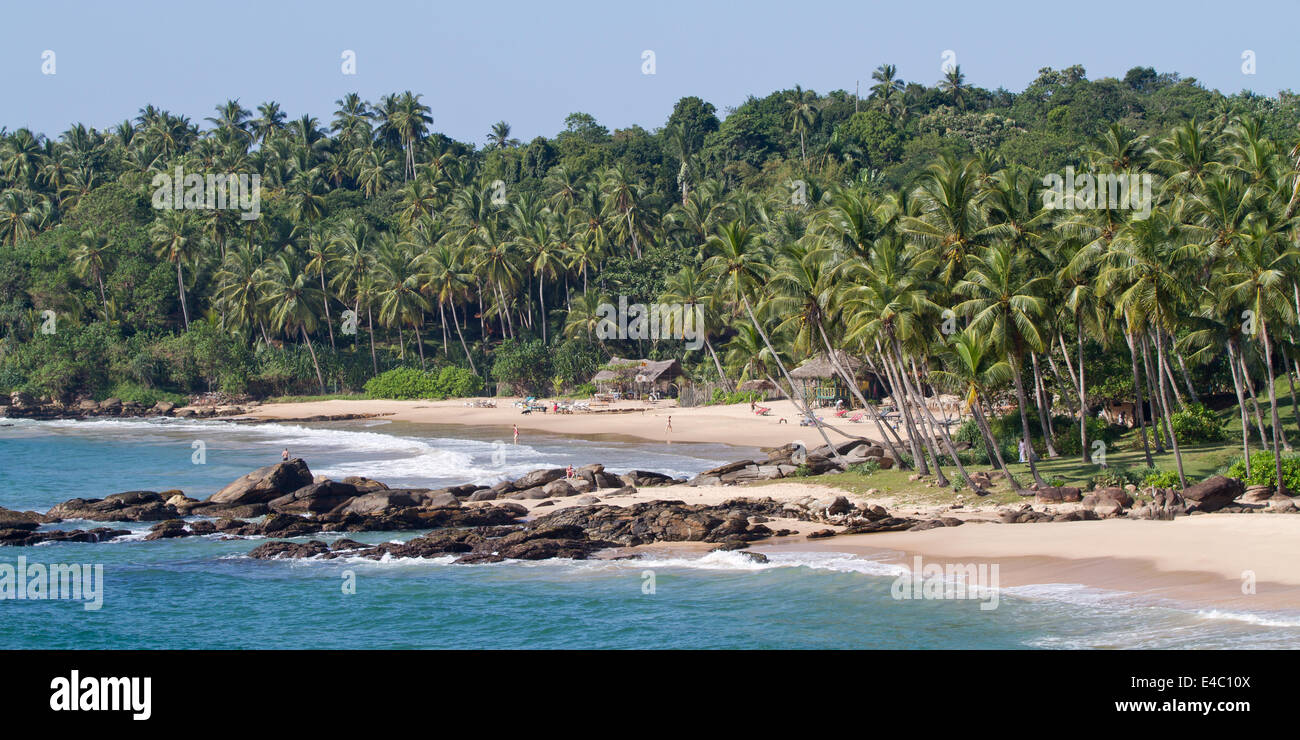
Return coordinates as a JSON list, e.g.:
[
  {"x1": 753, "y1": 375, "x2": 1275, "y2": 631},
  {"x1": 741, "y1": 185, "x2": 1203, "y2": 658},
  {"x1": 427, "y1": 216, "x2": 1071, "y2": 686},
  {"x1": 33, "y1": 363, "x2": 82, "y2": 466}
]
[
  {"x1": 239, "y1": 397, "x2": 886, "y2": 449},
  {"x1": 237, "y1": 396, "x2": 1300, "y2": 612}
]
